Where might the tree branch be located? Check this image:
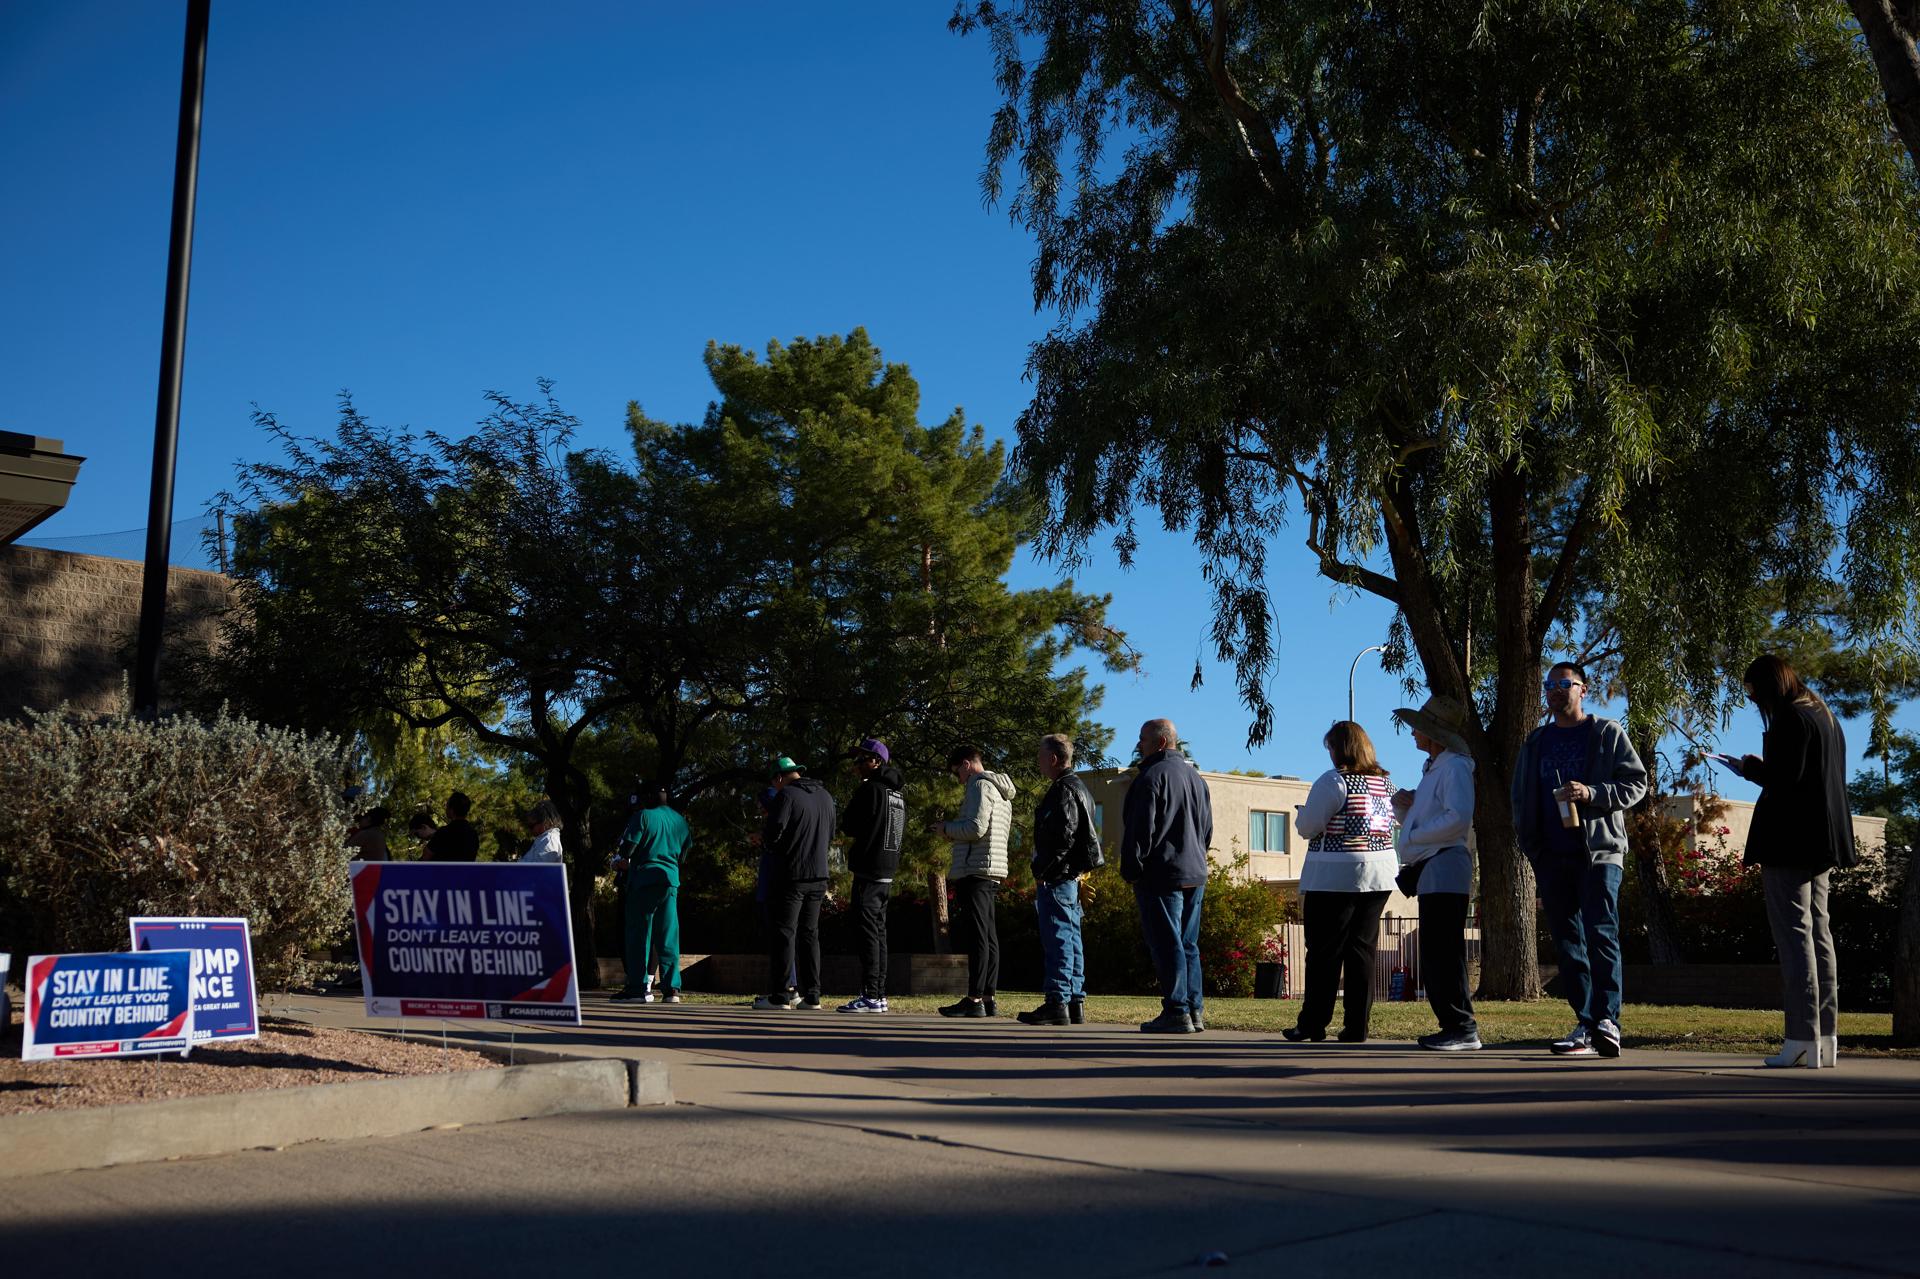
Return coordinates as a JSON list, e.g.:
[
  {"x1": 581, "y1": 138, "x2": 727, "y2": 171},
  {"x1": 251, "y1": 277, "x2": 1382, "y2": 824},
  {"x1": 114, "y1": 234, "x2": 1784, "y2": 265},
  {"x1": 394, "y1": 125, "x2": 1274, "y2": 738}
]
[{"x1": 1531, "y1": 482, "x2": 1602, "y2": 652}]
